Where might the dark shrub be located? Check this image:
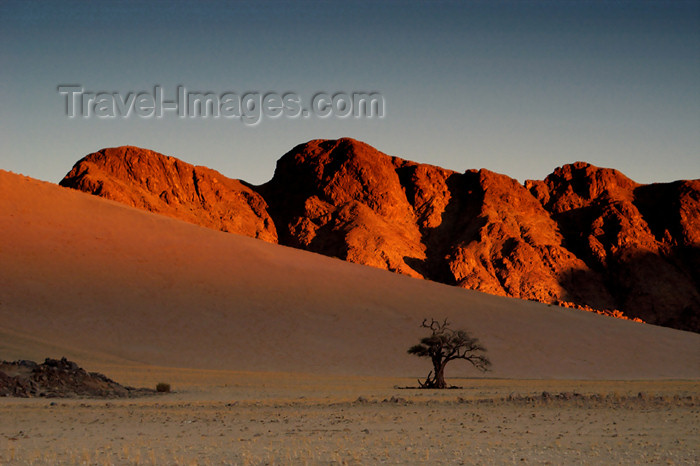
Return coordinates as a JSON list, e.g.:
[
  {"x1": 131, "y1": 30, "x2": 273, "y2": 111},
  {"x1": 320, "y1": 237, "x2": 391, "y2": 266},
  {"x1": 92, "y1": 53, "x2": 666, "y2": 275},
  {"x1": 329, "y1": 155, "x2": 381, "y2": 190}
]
[{"x1": 155, "y1": 382, "x2": 171, "y2": 393}]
